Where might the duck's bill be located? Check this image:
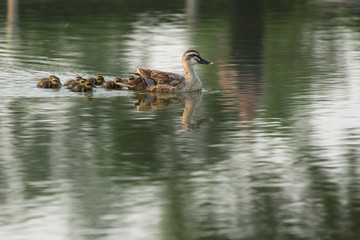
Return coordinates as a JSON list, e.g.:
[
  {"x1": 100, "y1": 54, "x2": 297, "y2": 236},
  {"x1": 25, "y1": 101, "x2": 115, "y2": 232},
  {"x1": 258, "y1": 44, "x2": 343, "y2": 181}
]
[{"x1": 198, "y1": 57, "x2": 213, "y2": 65}]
